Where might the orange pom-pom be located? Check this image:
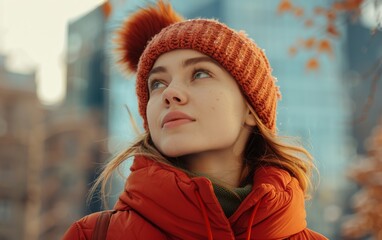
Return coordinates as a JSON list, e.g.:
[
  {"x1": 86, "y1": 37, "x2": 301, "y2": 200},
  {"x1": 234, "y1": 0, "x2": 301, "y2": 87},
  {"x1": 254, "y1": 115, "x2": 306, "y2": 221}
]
[{"x1": 115, "y1": 0, "x2": 184, "y2": 73}]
